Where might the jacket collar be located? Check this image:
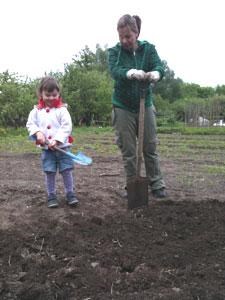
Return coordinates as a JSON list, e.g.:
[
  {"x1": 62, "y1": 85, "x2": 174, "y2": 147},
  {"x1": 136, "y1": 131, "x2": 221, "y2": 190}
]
[
  {"x1": 117, "y1": 40, "x2": 147, "y2": 53},
  {"x1": 37, "y1": 98, "x2": 63, "y2": 109}
]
